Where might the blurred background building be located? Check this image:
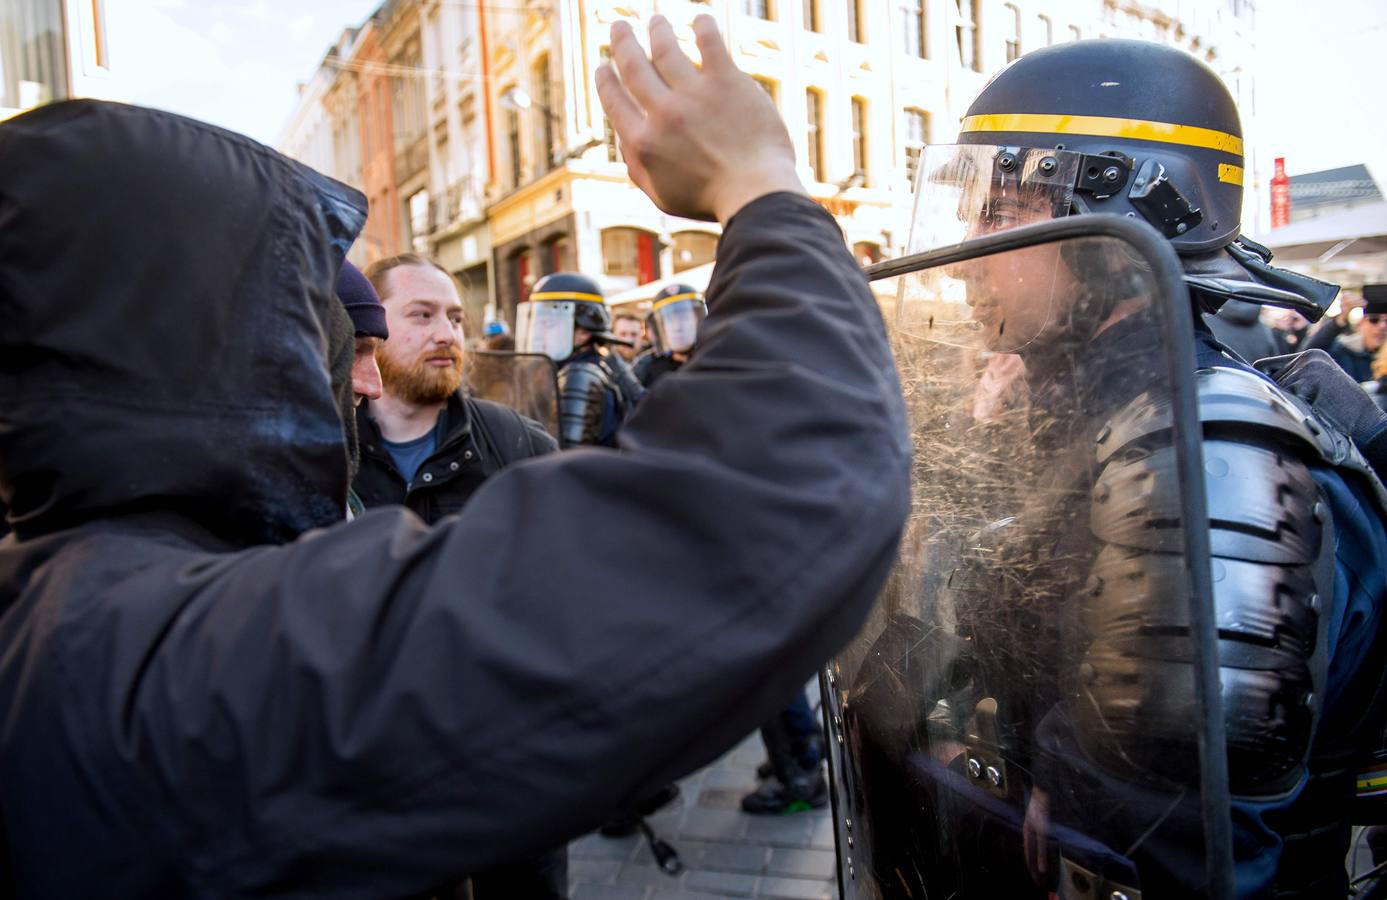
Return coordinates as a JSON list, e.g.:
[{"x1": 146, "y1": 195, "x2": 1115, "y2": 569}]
[
  {"x1": 1, "y1": 0, "x2": 117, "y2": 121},
  {"x1": 1256, "y1": 162, "x2": 1387, "y2": 290},
  {"x1": 1, "y1": 0, "x2": 1261, "y2": 329}
]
